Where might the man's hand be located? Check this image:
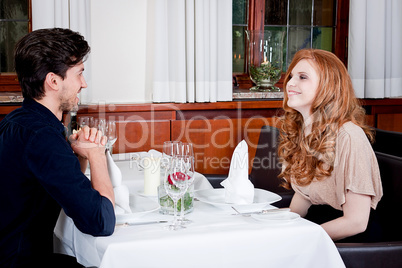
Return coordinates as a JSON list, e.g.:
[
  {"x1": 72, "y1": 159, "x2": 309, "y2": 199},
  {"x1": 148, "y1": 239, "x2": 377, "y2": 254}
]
[
  {"x1": 69, "y1": 126, "x2": 108, "y2": 159},
  {"x1": 69, "y1": 126, "x2": 115, "y2": 206}
]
